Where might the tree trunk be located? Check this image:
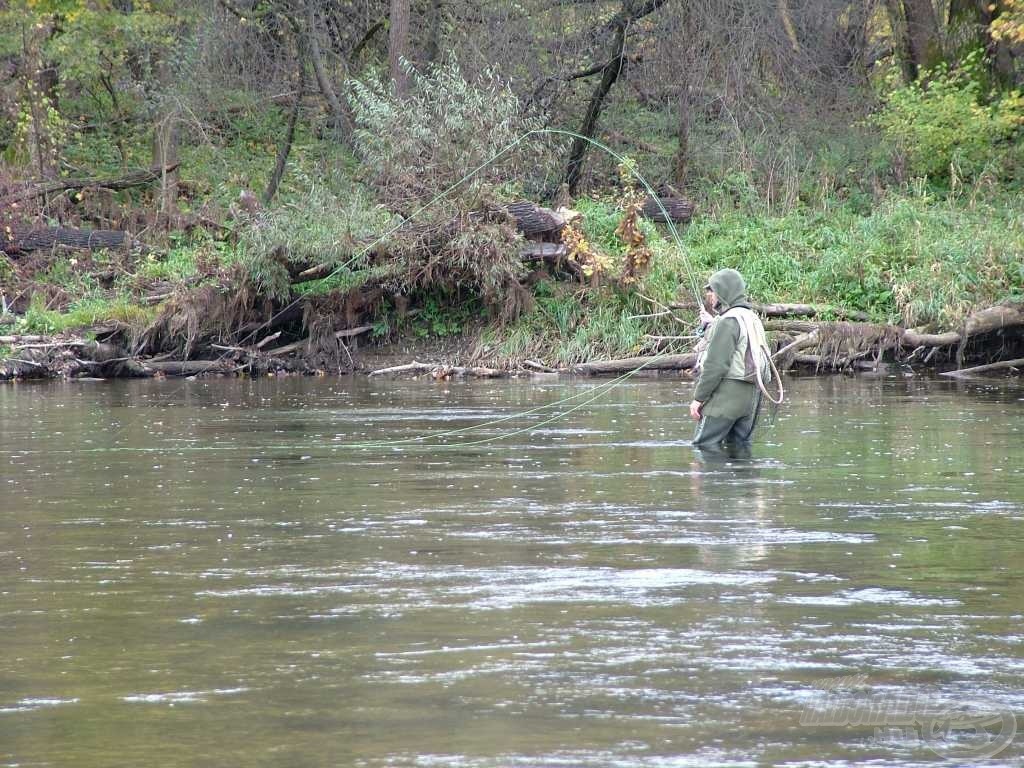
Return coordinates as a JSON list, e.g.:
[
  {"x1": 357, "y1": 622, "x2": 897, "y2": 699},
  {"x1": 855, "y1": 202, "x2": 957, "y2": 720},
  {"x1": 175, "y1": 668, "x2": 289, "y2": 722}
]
[
  {"x1": 948, "y1": 0, "x2": 1015, "y2": 86},
  {"x1": 425, "y1": 0, "x2": 444, "y2": 64},
  {"x1": 263, "y1": 53, "x2": 305, "y2": 206},
  {"x1": 836, "y1": 0, "x2": 874, "y2": 75},
  {"x1": 563, "y1": 0, "x2": 668, "y2": 194},
  {"x1": 152, "y1": 107, "x2": 180, "y2": 221},
  {"x1": 304, "y1": 1, "x2": 349, "y2": 137},
  {"x1": 902, "y1": 0, "x2": 943, "y2": 74},
  {"x1": 673, "y1": 81, "x2": 691, "y2": 187},
  {"x1": 389, "y1": 0, "x2": 412, "y2": 95},
  {"x1": 565, "y1": 23, "x2": 626, "y2": 194},
  {"x1": 885, "y1": 0, "x2": 919, "y2": 81}
]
